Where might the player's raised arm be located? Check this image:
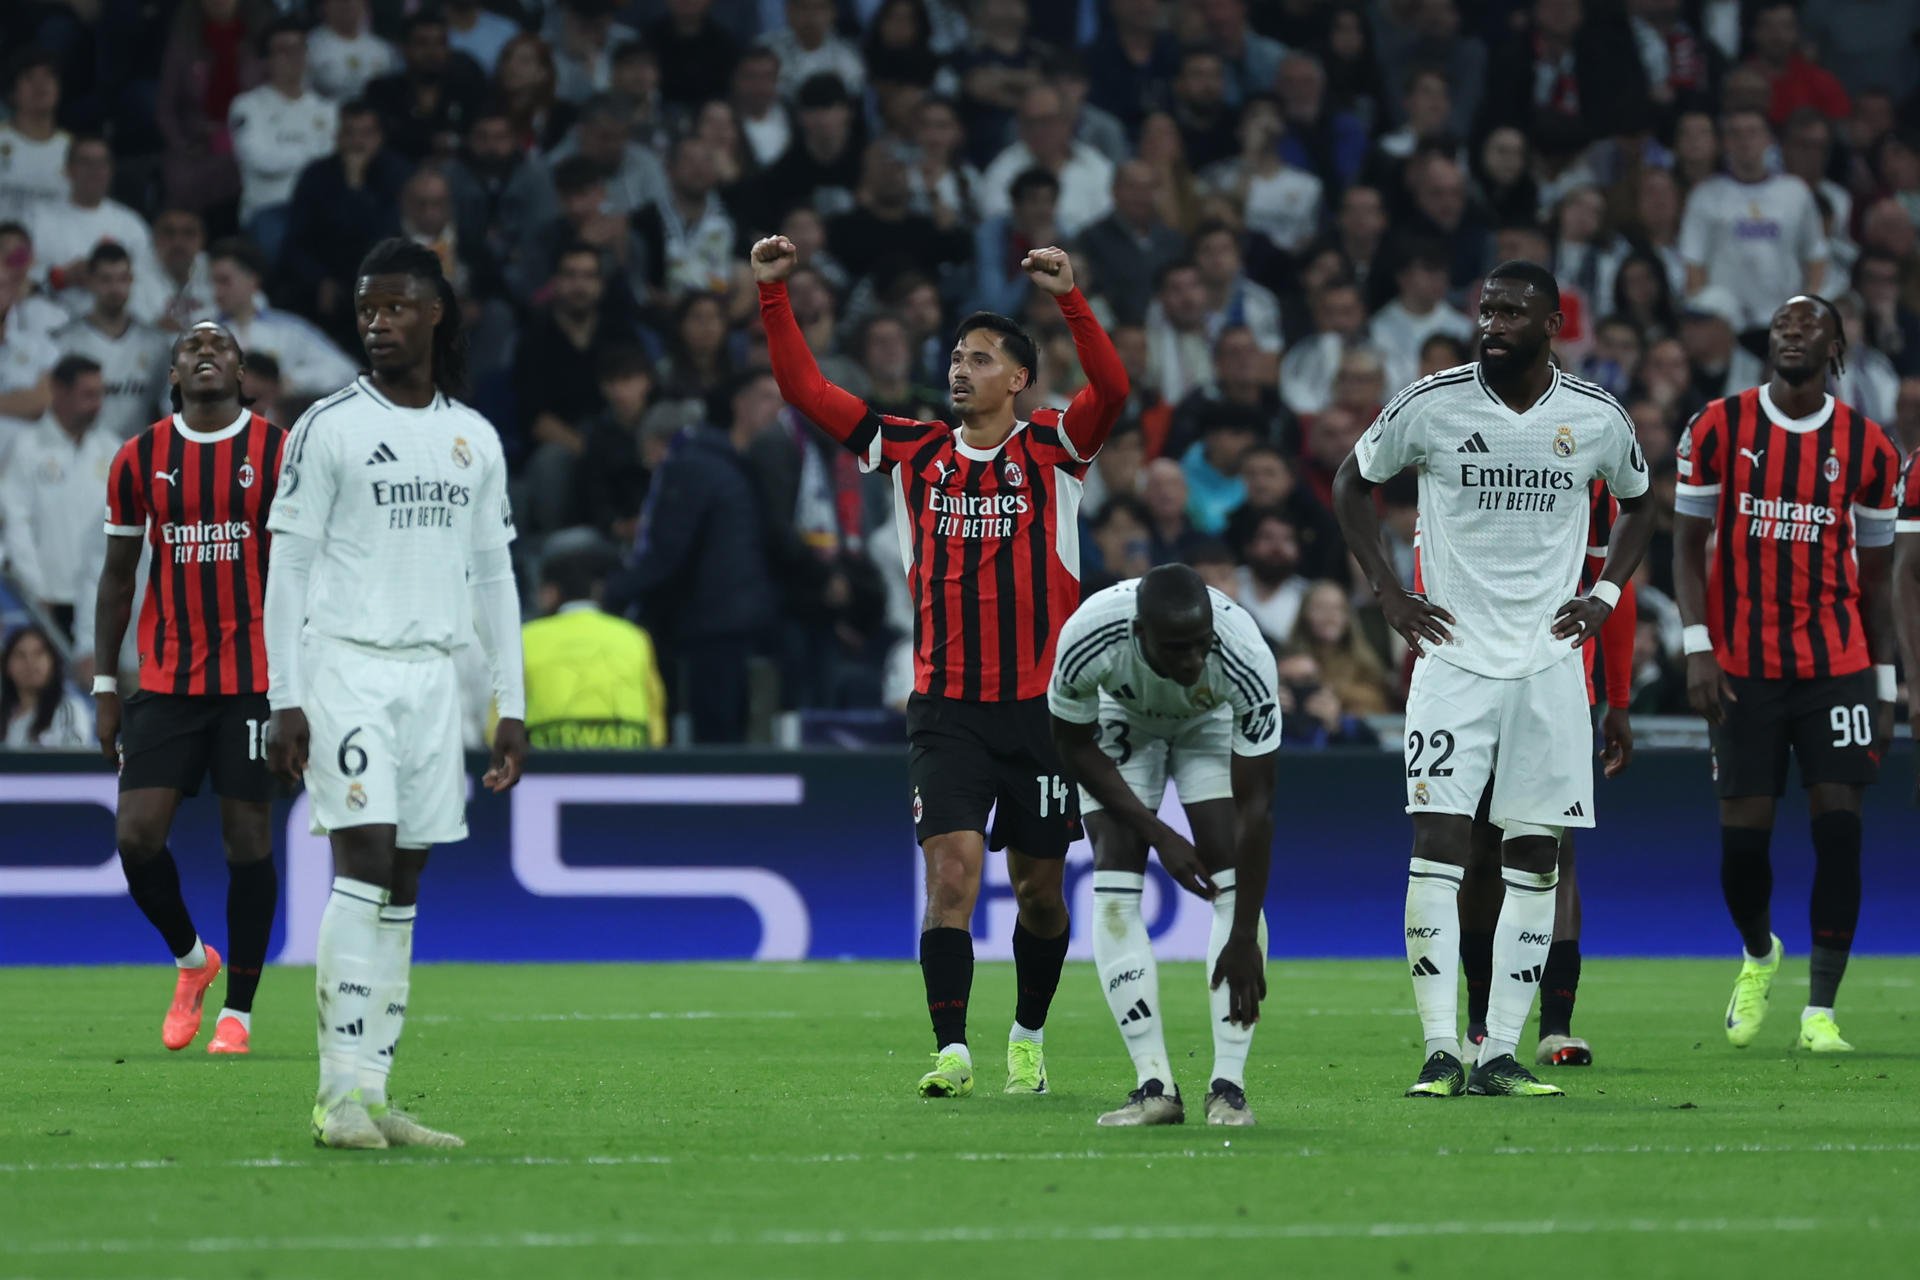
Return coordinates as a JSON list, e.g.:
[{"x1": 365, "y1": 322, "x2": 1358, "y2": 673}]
[
  {"x1": 753, "y1": 236, "x2": 874, "y2": 447},
  {"x1": 1023, "y1": 247, "x2": 1128, "y2": 461}
]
